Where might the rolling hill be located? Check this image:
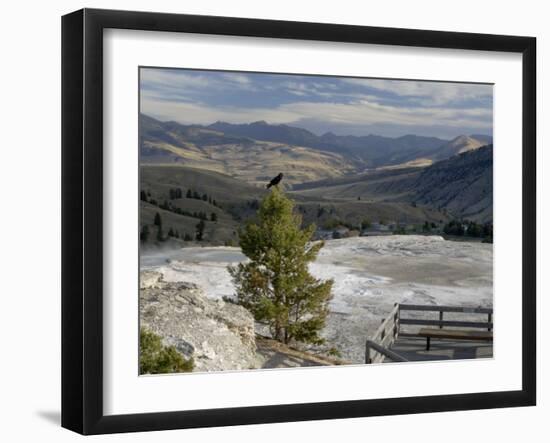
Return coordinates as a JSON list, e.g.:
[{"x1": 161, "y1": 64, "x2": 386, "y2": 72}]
[
  {"x1": 139, "y1": 164, "x2": 455, "y2": 247},
  {"x1": 413, "y1": 145, "x2": 493, "y2": 222},
  {"x1": 140, "y1": 115, "x2": 356, "y2": 186},
  {"x1": 138, "y1": 115, "x2": 493, "y2": 245},
  {"x1": 293, "y1": 145, "x2": 493, "y2": 222}
]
